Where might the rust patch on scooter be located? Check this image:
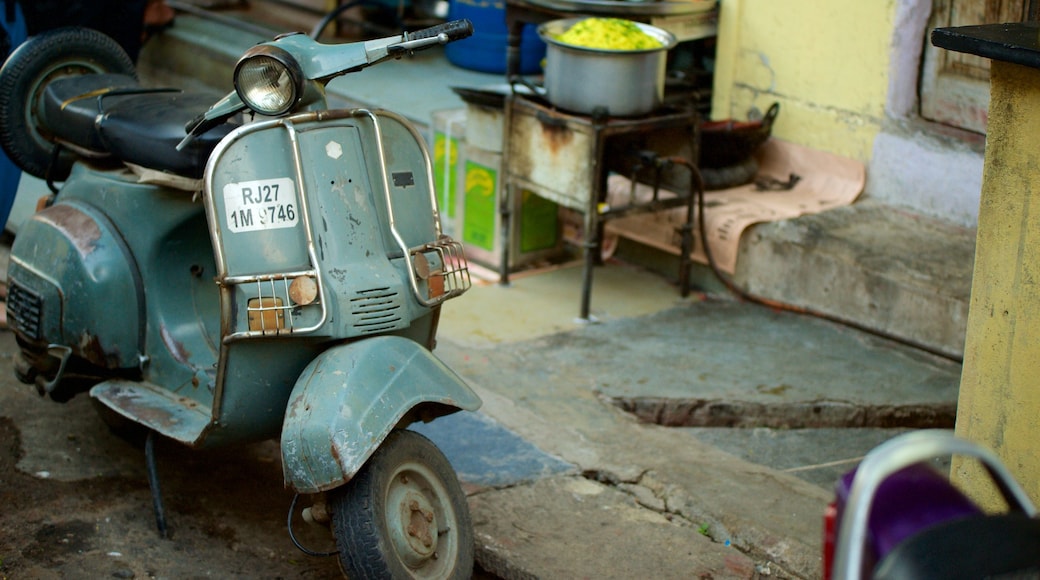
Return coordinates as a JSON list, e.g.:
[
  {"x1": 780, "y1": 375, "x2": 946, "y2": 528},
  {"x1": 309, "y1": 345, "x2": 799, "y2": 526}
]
[
  {"x1": 77, "y1": 331, "x2": 115, "y2": 369},
  {"x1": 35, "y1": 204, "x2": 102, "y2": 258},
  {"x1": 160, "y1": 325, "x2": 192, "y2": 364}
]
